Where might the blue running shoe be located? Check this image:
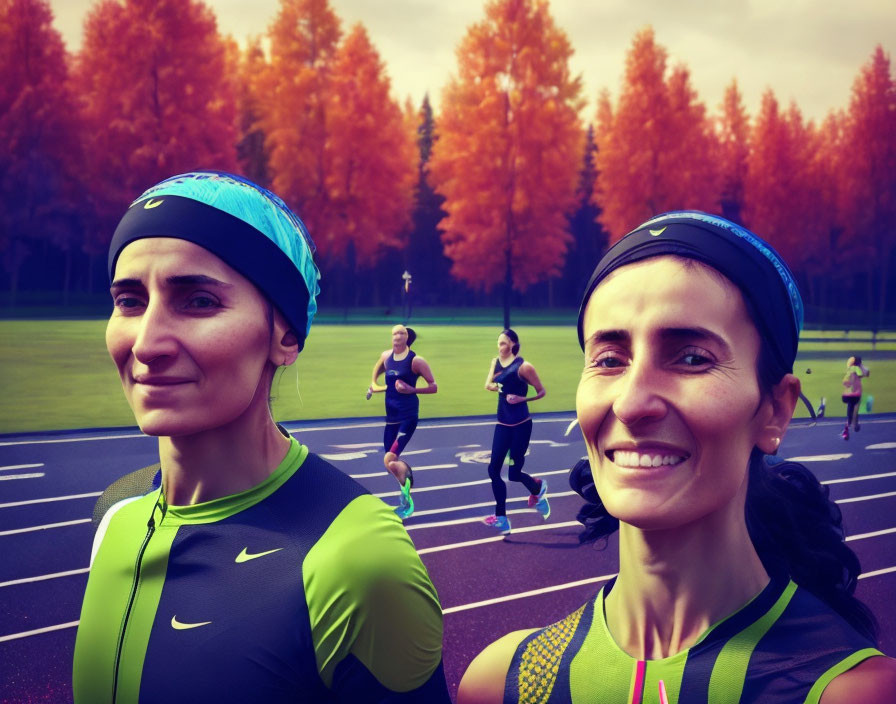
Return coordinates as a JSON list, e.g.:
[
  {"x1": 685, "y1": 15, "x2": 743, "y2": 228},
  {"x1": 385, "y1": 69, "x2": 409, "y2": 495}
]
[
  {"x1": 394, "y1": 477, "x2": 414, "y2": 519},
  {"x1": 395, "y1": 493, "x2": 415, "y2": 520},
  {"x1": 484, "y1": 515, "x2": 511, "y2": 535},
  {"x1": 528, "y1": 479, "x2": 551, "y2": 520}
]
